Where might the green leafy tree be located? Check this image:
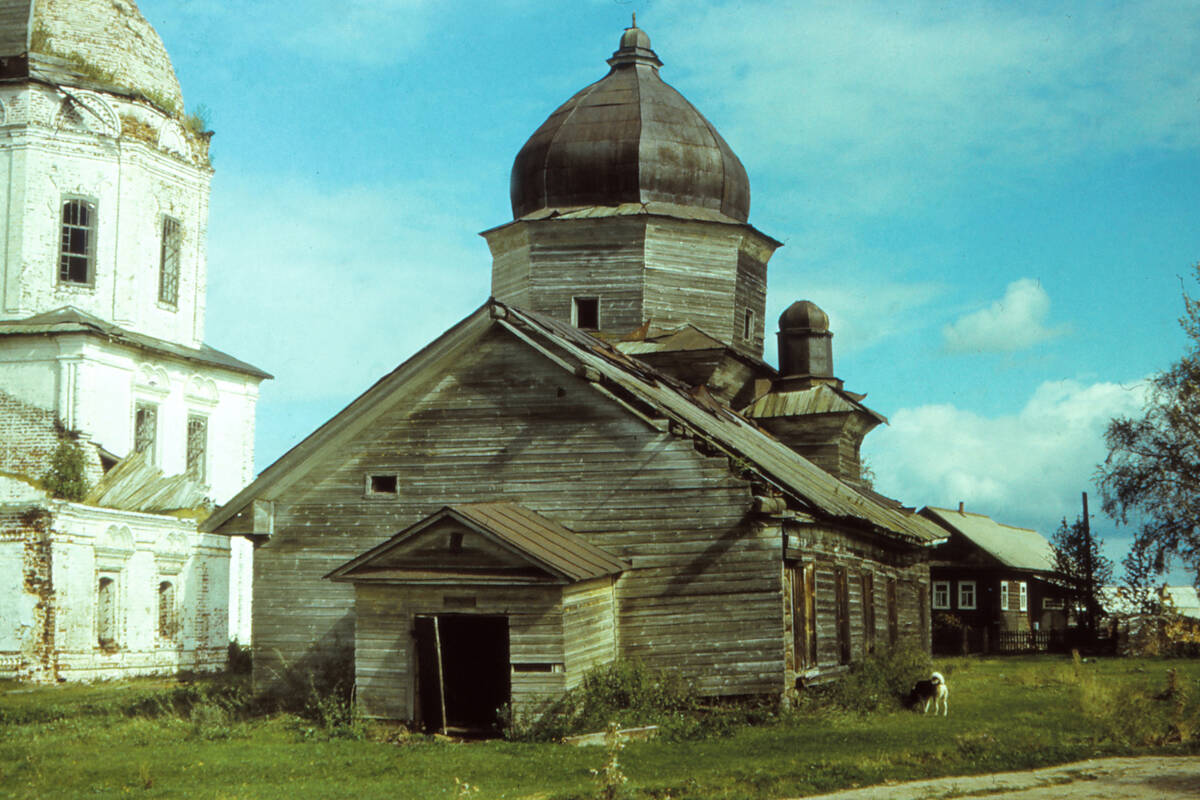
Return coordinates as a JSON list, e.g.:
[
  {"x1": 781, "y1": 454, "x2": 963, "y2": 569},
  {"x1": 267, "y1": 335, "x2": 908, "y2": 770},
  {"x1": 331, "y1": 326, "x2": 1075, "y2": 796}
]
[
  {"x1": 1050, "y1": 513, "x2": 1113, "y2": 633},
  {"x1": 1100, "y1": 263, "x2": 1200, "y2": 586},
  {"x1": 41, "y1": 440, "x2": 90, "y2": 502}
]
